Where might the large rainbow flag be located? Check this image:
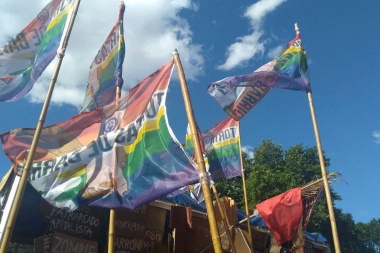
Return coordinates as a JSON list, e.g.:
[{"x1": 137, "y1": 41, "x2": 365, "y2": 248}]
[
  {"x1": 207, "y1": 32, "x2": 310, "y2": 120},
  {"x1": 0, "y1": 60, "x2": 199, "y2": 210},
  {"x1": 0, "y1": 0, "x2": 75, "y2": 101},
  {"x1": 81, "y1": 2, "x2": 126, "y2": 112}
]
